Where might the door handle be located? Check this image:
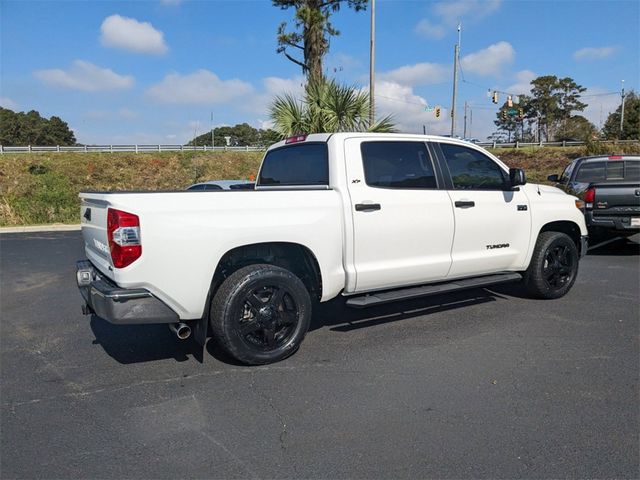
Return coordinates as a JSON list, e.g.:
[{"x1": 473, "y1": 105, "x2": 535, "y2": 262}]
[
  {"x1": 454, "y1": 200, "x2": 475, "y2": 208},
  {"x1": 355, "y1": 203, "x2": 381, "y2": 212}
]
